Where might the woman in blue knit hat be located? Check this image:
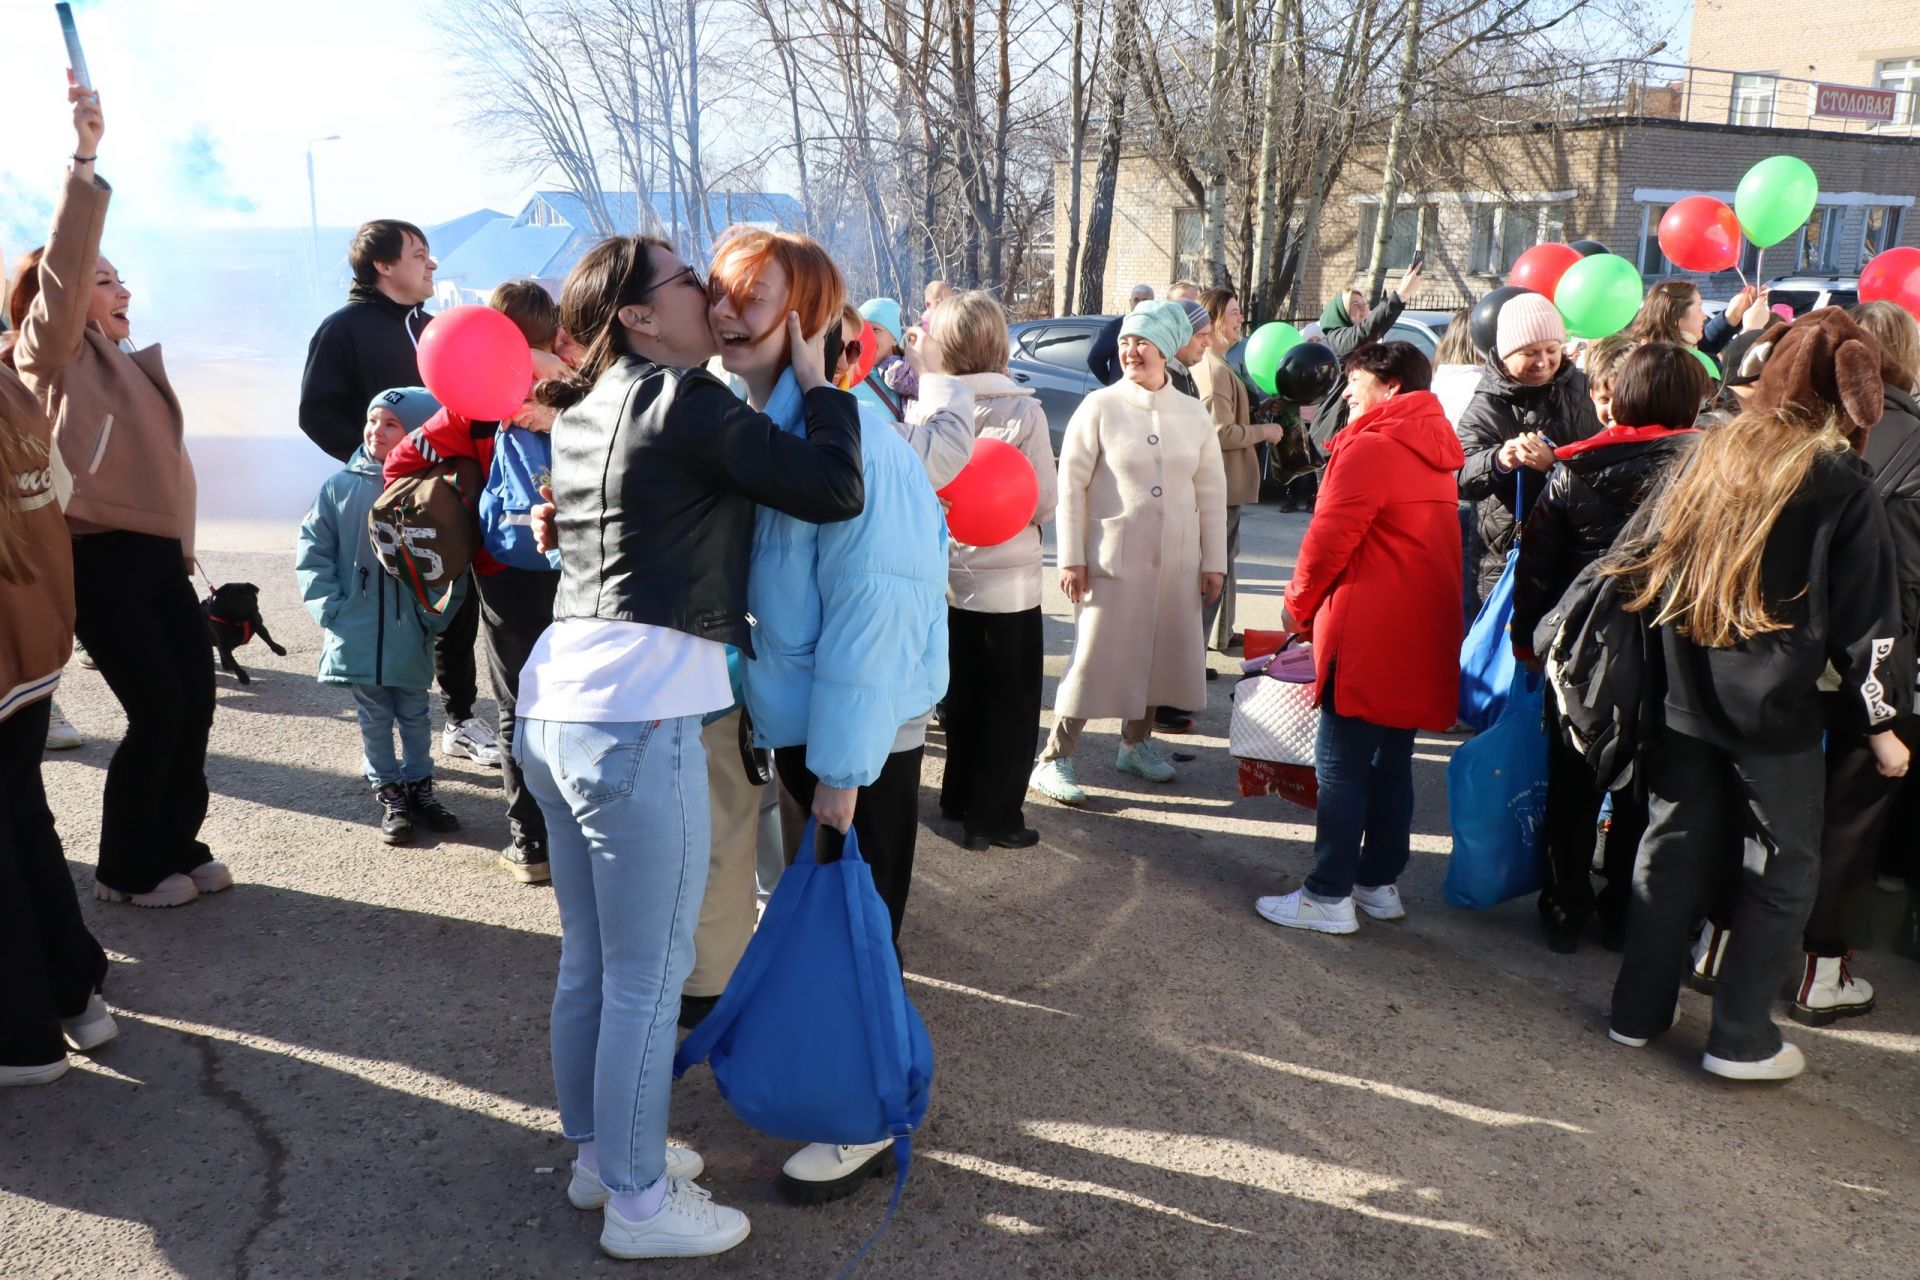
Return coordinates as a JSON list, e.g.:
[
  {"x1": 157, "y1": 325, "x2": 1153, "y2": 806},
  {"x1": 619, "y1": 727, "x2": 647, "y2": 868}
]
[{"x1": 1030, "y1": 301, "x2": 1228, "y2": 804}]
